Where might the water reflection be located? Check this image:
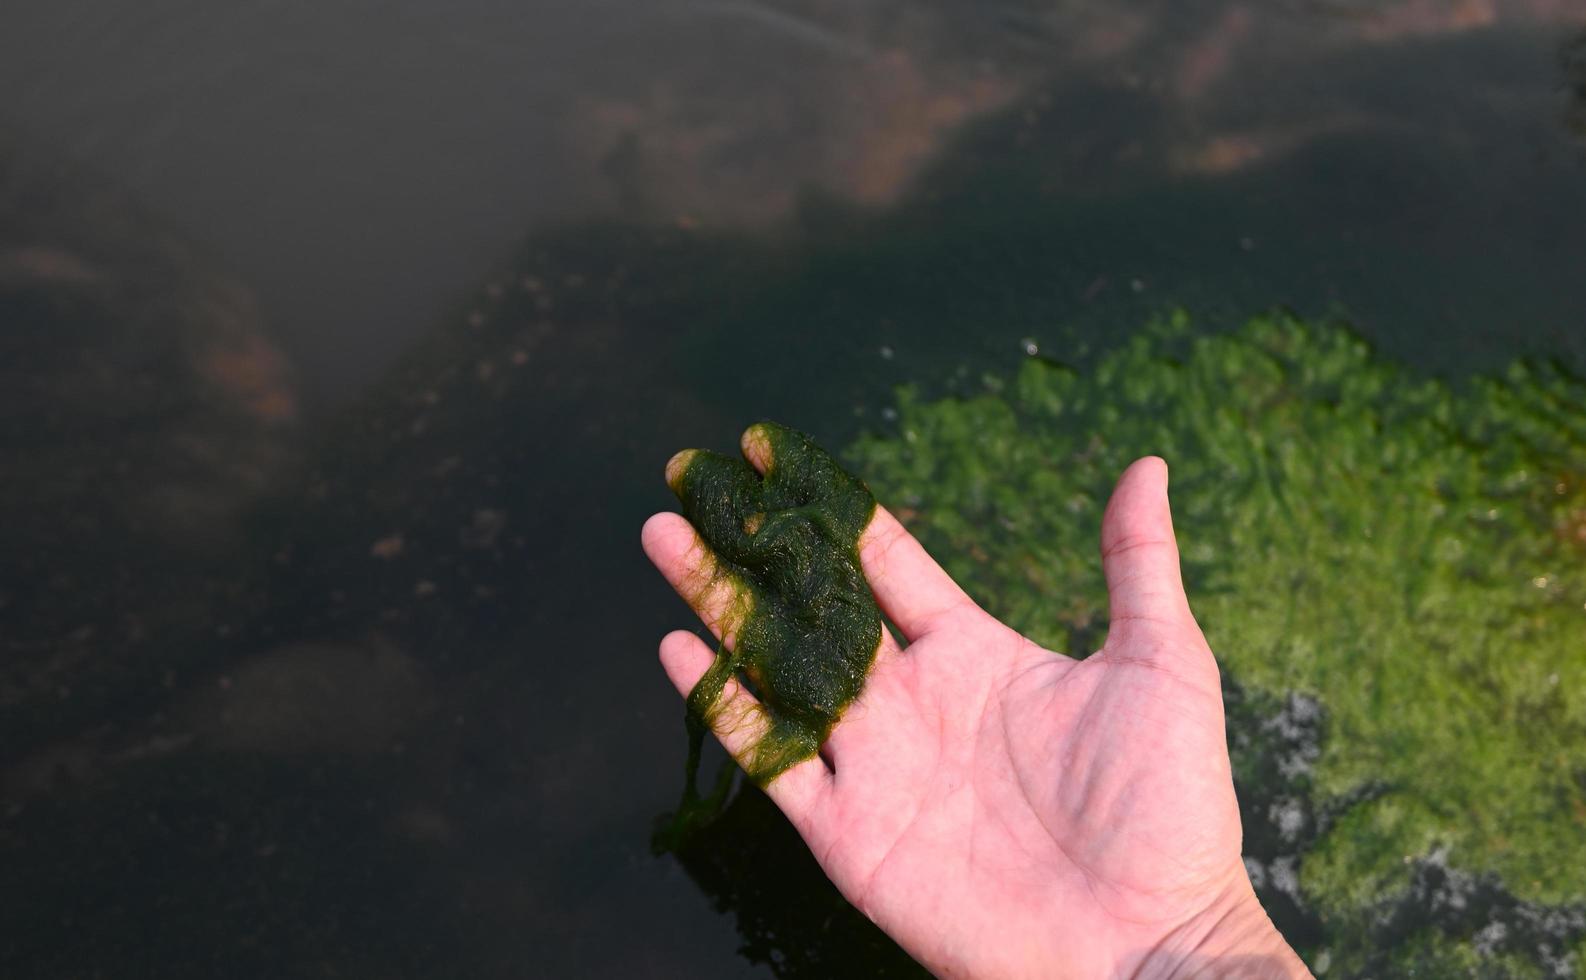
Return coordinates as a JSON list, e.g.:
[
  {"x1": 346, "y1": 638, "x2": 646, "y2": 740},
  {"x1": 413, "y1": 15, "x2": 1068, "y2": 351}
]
[
  {"x1": 1567, "y1": 27, "x2": 1586, "y2": 143},
  {"x1": 3, "y1": 2, "x2": 1586, "y2": 977},
  {"x1": 0, "y1": 147, "x2": 299, "y2": 755}
]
